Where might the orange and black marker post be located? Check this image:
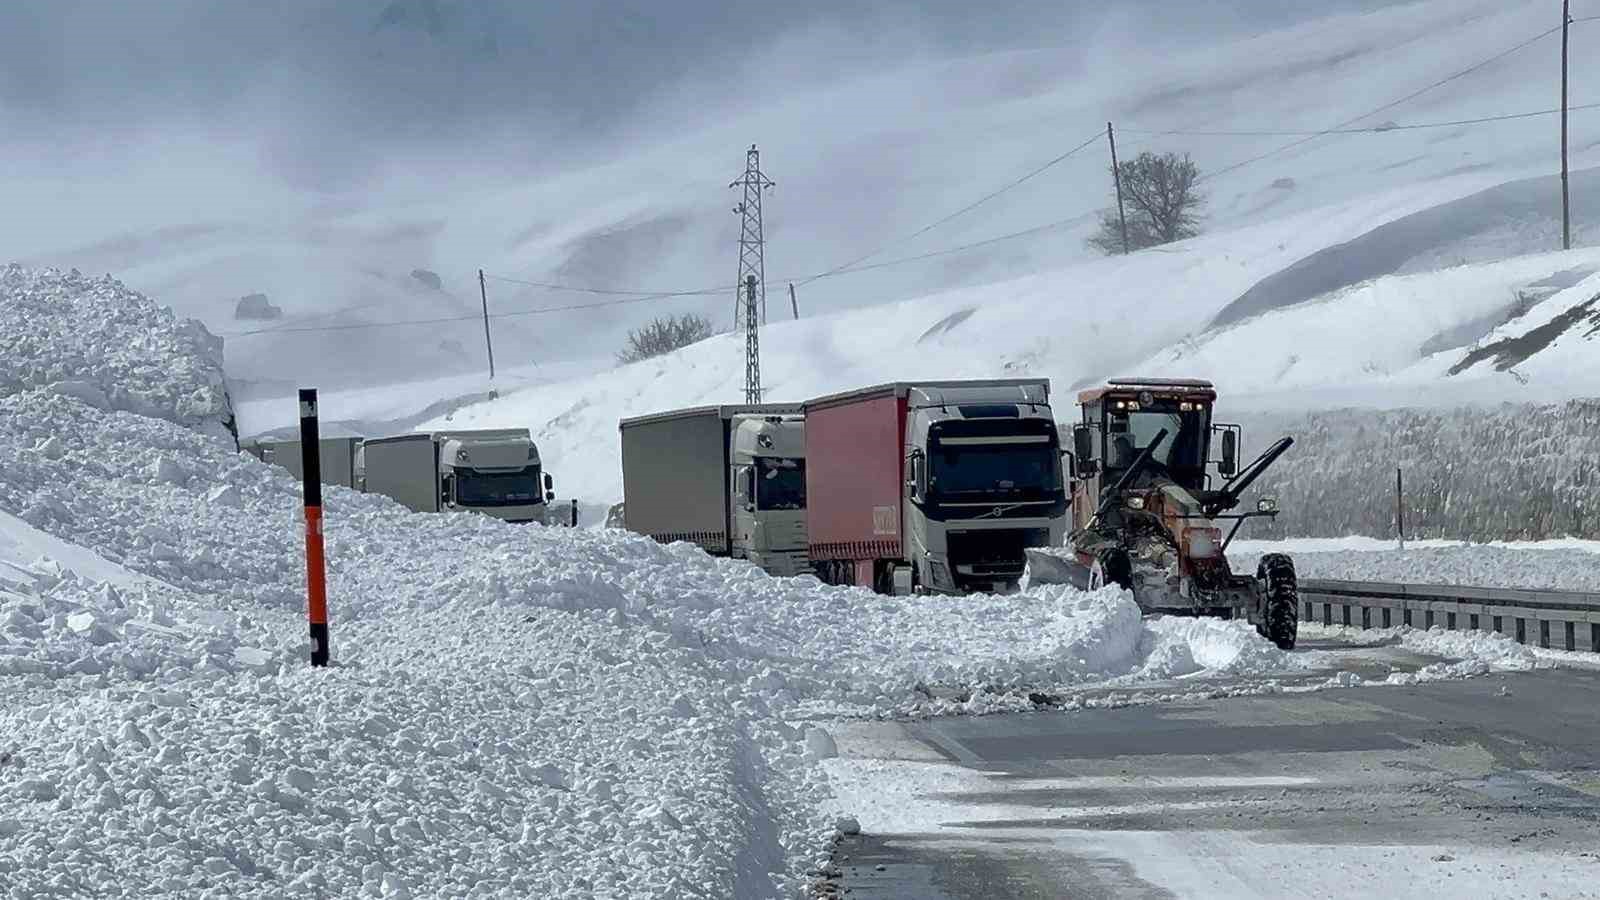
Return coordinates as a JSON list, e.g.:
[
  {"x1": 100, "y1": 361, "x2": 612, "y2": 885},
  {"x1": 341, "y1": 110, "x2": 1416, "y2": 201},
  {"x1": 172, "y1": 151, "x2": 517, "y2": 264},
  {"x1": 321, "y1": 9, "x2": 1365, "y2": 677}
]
[{"x1": 298, "y1": 388, "x2": 330, "y2": 667}]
